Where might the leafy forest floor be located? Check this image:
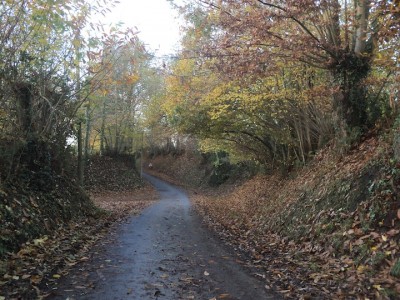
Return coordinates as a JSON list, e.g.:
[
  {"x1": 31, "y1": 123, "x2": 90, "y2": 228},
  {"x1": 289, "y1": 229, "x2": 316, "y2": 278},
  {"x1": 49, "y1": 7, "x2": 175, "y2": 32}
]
[
  {"x1": 0, "y1": 156, "x2": 157, "y2": 299},
  {"x1": 147, "y1": 134, "x2": 400, "y2": 299}
]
